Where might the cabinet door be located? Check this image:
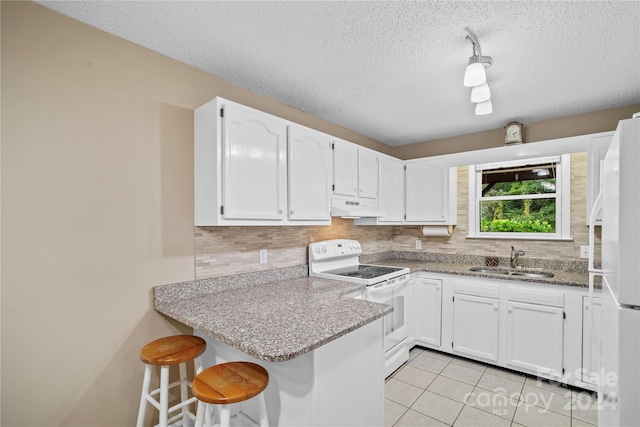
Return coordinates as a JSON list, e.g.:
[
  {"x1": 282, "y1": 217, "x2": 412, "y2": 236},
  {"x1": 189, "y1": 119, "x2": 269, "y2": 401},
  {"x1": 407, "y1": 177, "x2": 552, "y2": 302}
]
[
  {"x1": 582, "y1": 296, "x2": 602, "y2": 384},
  {"x1": 414, "y1": 278, "x2": 442, "y2": 347},
  {"x1": 506, "y1": 301, "x2": 564, "y2": 378},
  {"x1": 378, "y1": 156, "x2": 405, "y2": 222},
  {"x1": 222, "y1": 104, "x2": 287, "y2": 220},
  {"x1": 405, "y1": 159, "x2": 448, "y2": 222},
  {"x1": 288, "y1": 126, "x2": 332, "y2": 221},
  {"x1": 333, "y1": 140, "x2": 358, "y2": 197},
  {"x1": 453, "y1": 294, "x2": 500, "y2": 362},
  {"x1": 358, "y1": 149, "x2": 379, "y2": 200}
]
